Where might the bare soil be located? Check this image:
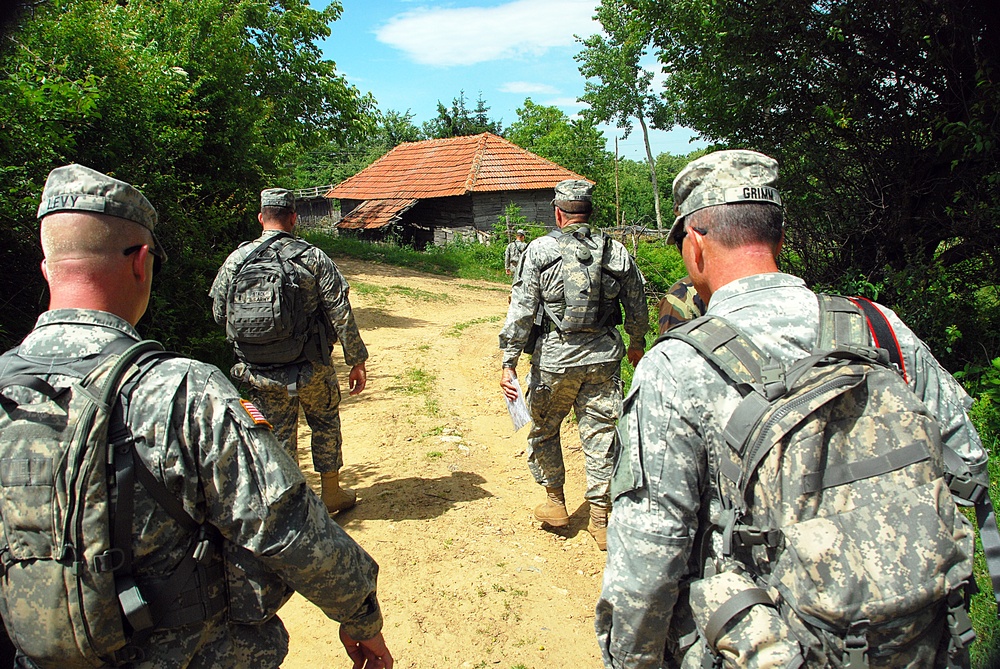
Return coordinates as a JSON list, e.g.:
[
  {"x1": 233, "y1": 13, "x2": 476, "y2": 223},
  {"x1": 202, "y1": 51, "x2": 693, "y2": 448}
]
[{"x1": 279, "y1": 258, "x2": 607, "y2": 669}]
